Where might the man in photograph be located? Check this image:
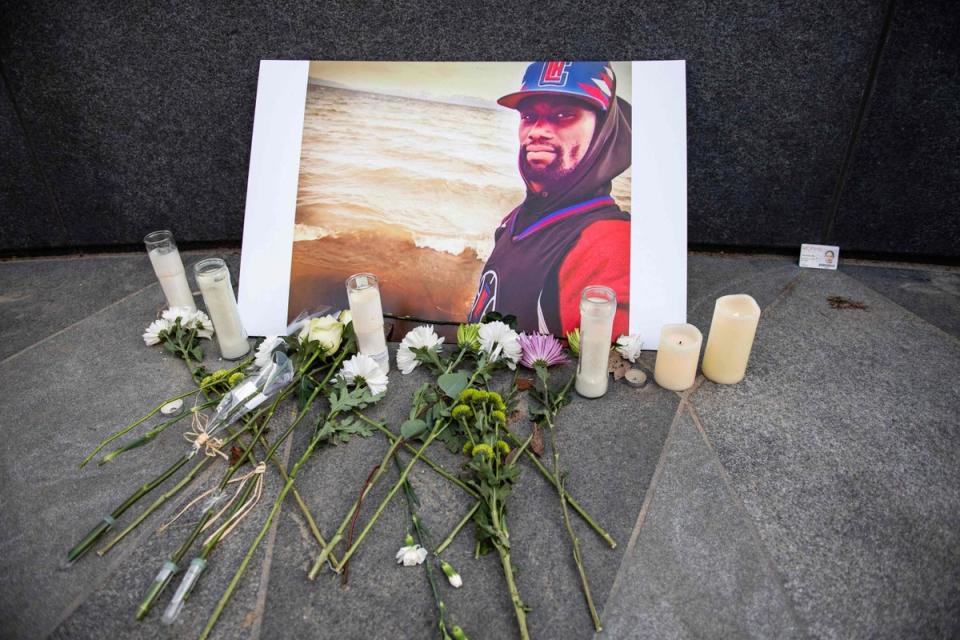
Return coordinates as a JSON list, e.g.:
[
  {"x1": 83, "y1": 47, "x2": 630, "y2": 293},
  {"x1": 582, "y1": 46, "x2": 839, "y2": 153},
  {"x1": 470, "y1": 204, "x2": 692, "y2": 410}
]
[{"x1": 468, "y1": 60, "x2": 632, "y2": 337}]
